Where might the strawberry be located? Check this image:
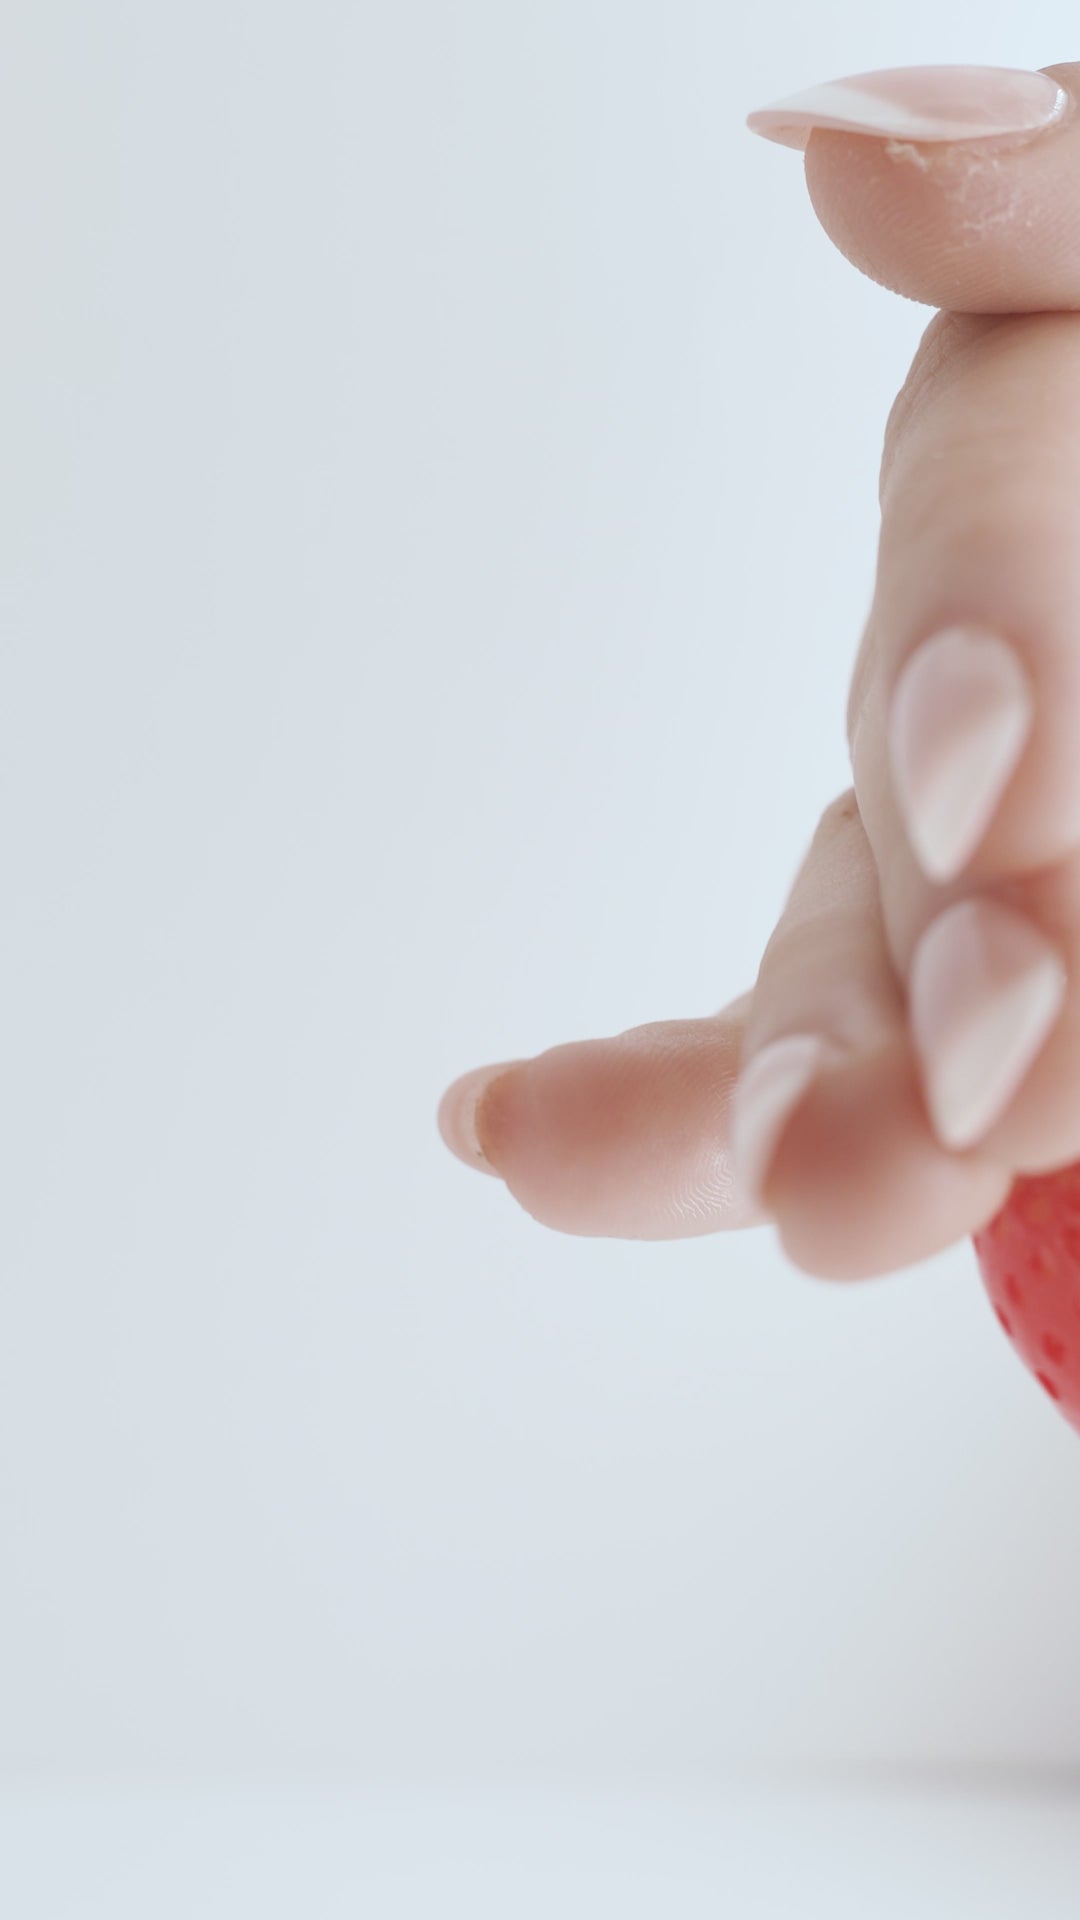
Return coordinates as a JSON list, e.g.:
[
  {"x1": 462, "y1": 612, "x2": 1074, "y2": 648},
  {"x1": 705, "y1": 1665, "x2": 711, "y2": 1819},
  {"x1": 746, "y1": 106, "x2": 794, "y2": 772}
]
[{"x1": 973, "y1": 1162, "x2": 1080, "y2": 1432}]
